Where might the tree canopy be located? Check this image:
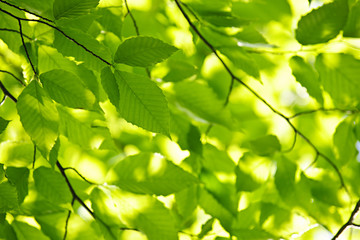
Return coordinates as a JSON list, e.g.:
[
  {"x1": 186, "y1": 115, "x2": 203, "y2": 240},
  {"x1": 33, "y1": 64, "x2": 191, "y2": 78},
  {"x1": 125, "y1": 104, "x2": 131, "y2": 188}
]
[{"x1": 0, "y1": 0, "x2": 360, "y2": 239}]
